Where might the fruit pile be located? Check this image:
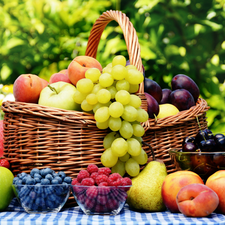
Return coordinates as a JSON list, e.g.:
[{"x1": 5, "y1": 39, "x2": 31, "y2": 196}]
[
  {"x1": 182, "y1": 128, "x2": 225, "y2": 152},
  {"x1": 13, "y1": 168, "x2": 72, "y2": 212},
  {"x1": 71, "y1": 55, "x2": 149, "y2": 177},
  {"x1": 144, "y1": 74, "x2": 200, "y2": 119},
  {"x1": 71, "y1": 164, "x2": 132, "y2": 214}
]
